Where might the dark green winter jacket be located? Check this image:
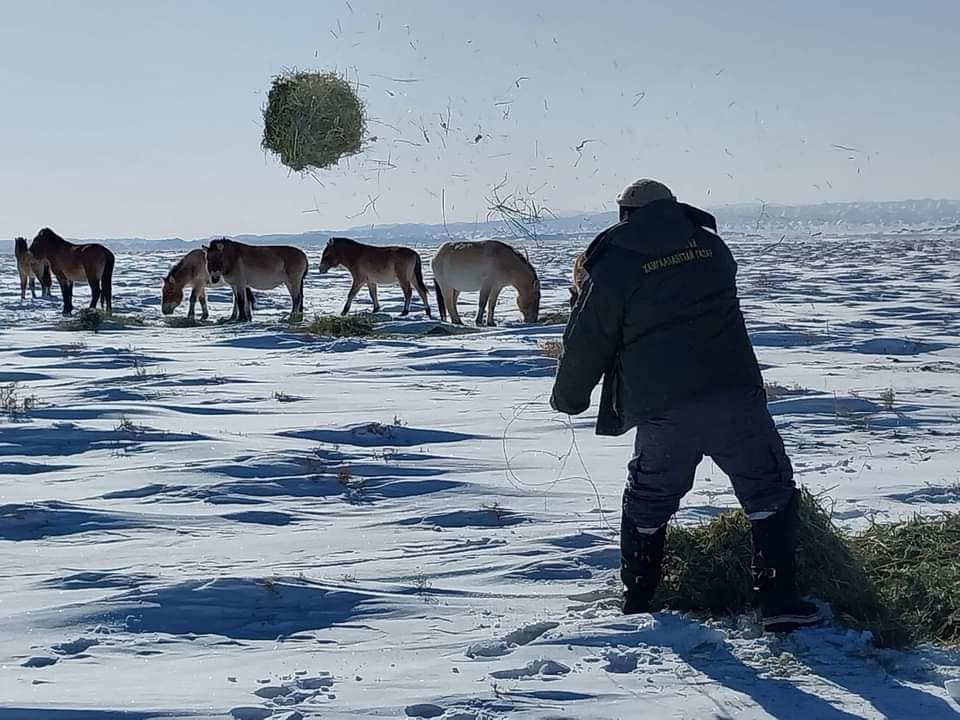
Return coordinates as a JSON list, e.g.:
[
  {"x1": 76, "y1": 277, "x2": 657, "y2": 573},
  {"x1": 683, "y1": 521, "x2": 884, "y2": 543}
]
[{"x1": 550, "y1": 199, "x2": 763, "y2": 436}]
